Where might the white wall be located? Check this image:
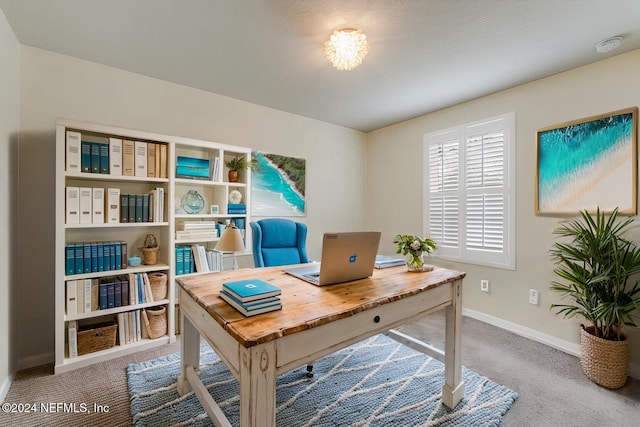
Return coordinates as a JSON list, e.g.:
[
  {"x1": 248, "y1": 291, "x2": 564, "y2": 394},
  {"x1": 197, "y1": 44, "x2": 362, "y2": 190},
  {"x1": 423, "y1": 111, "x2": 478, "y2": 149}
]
[
  {"x1": 367, "y1": 49, "x2": 640, "y2": 369},
  {"x1": 17, "y1": 46, "x2": 367, "y2": 368},
  {"x1": 0, "y1": 9, "x2": 20, "y2": 399}
]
